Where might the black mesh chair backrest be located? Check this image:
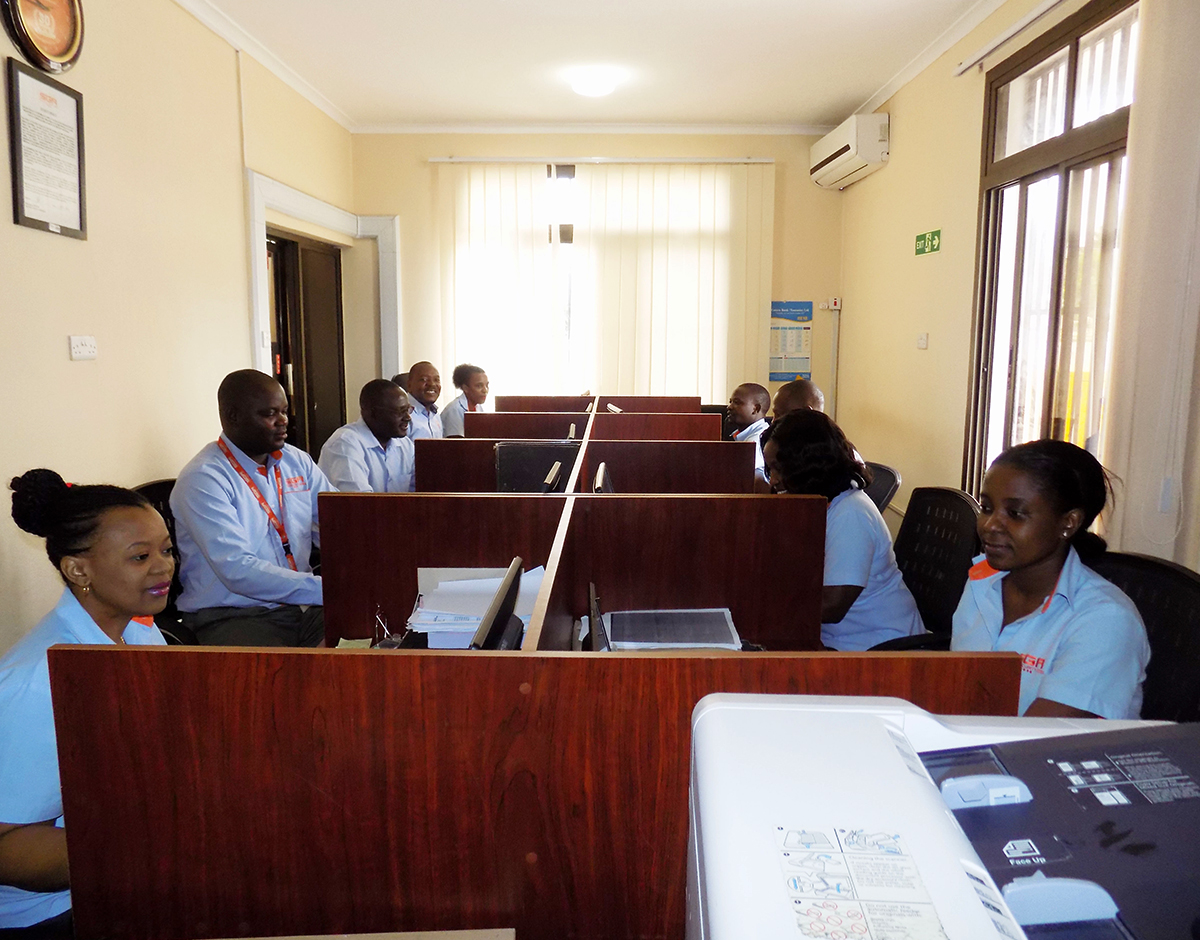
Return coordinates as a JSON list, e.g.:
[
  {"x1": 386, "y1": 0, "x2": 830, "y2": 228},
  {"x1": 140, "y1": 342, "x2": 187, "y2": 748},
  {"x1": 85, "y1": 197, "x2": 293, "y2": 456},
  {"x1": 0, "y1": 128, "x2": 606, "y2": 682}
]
[
  {"x1": 1086, "y1": 551, "x2": 1200, "y2": 722},
  {"x1": 893, "y1": 487, "x2": 980, "y2": 636},
  {"x1": 863, "y1": 462, "x2": 901, "y2": 513},
  {"x1": 134, "y1": 478, "x2": 194, "y2": 644}
]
